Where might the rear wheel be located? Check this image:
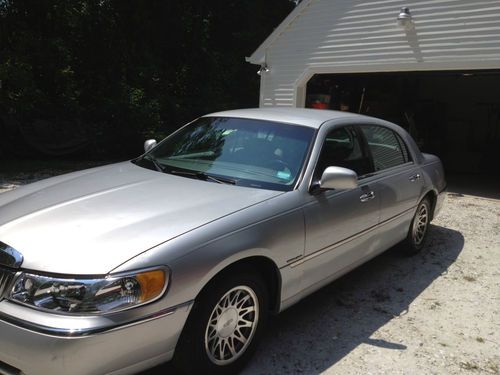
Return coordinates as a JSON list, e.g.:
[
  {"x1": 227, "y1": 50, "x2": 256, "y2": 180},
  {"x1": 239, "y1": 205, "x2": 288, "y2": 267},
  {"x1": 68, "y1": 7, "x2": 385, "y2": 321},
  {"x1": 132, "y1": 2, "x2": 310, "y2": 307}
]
[
  {"x1": 173, "y1": 272, "x2": 268, "y2": 374},
  {"x1": 402, "y1": 197, "x2": 431, "y2": 255}
]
